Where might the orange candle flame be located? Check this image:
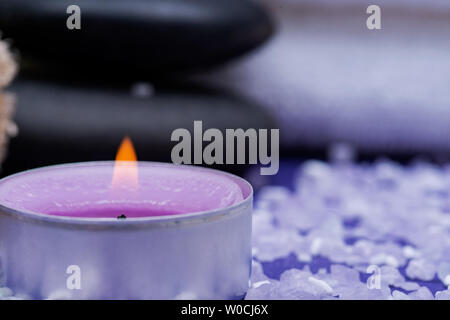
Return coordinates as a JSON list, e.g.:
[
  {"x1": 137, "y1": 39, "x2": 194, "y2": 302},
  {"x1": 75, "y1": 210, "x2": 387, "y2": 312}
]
[{"x1": 112, "y1": 136, "x2": 138, "y2": 190}]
